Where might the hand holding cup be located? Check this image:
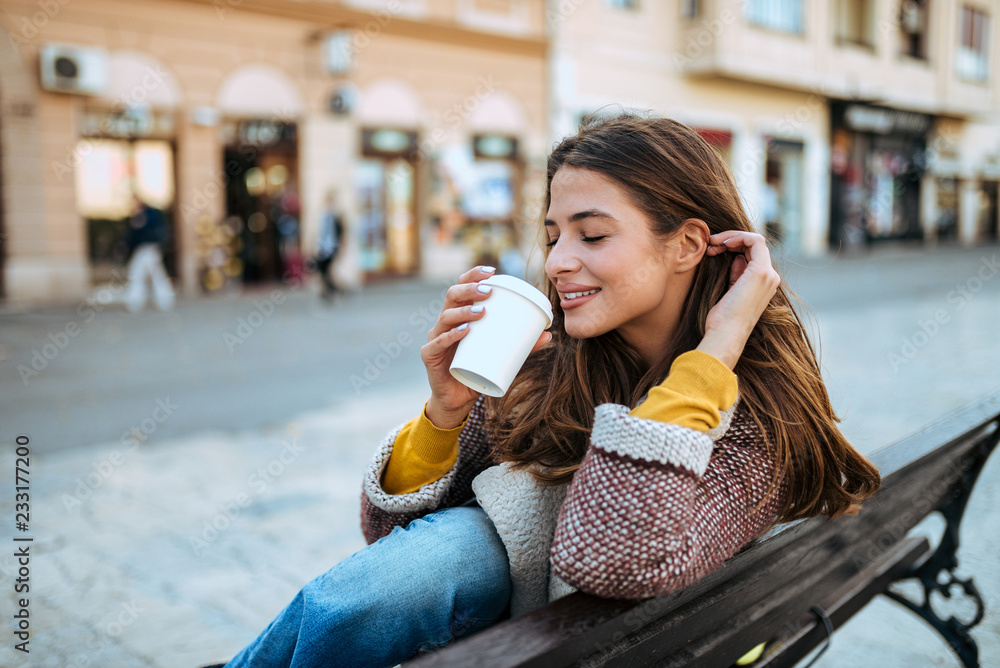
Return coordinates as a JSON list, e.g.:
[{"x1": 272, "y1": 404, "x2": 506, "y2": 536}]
[{"x1": 422, "y1": 267, "x2": 552, "y2": 429}]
